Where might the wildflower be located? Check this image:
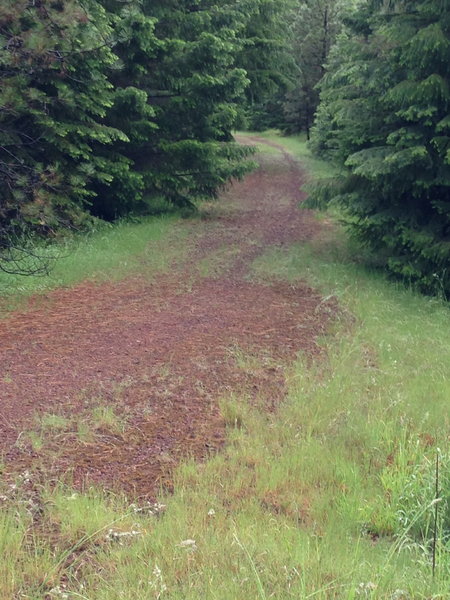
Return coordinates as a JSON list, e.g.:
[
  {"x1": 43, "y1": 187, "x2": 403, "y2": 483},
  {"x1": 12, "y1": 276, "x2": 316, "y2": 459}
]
[
  {"x1": 105, "y1": 529, "x2": 142, "y2": 544},
  {"x1": 131, "y1": 501, "x2": 166, "y2": 516},
  {"x1": 149, "y1": 564, "x2": 167, "y2": 598},
  {"x1": 178, "y1": 539, "x2": 197, "y2": 550},
  {"x1": 151, "y1": 502, "x2": 167, "y2": 516},
  {"x1": 153, "y1": 565, "x2": 162, "y2": 578},
  {"x1": 356, "y1": 582, "x2": 377, "y2": 596},
  {"x1": 391, "y1": 590, "x2": 409, "y2": 600},
  {"x1": 49, "y1": 585, "x2": 69, "y2": 599}
]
